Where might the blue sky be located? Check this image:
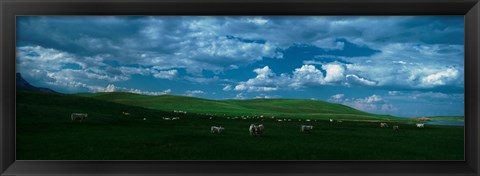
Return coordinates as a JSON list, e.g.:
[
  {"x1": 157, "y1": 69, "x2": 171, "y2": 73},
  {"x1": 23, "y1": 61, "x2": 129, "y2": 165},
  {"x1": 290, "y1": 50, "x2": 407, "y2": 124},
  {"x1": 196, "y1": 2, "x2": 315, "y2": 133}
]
[{"x1": 16, "y1": 16, "x2": 464, "y2": 117}]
